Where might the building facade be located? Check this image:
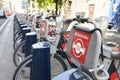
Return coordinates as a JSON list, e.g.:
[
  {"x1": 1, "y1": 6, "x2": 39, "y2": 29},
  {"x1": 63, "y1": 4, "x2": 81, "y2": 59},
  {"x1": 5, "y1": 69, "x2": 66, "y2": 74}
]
[
  {"x1": 0, "y1": 0, "x2": 3, "y2": 9},
  {"x1": 66, "y1": 0, "x2": 110, "y2": 19},
  {"x1": 11, "y1": 0, "x2": 28, "y2": 13}
]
